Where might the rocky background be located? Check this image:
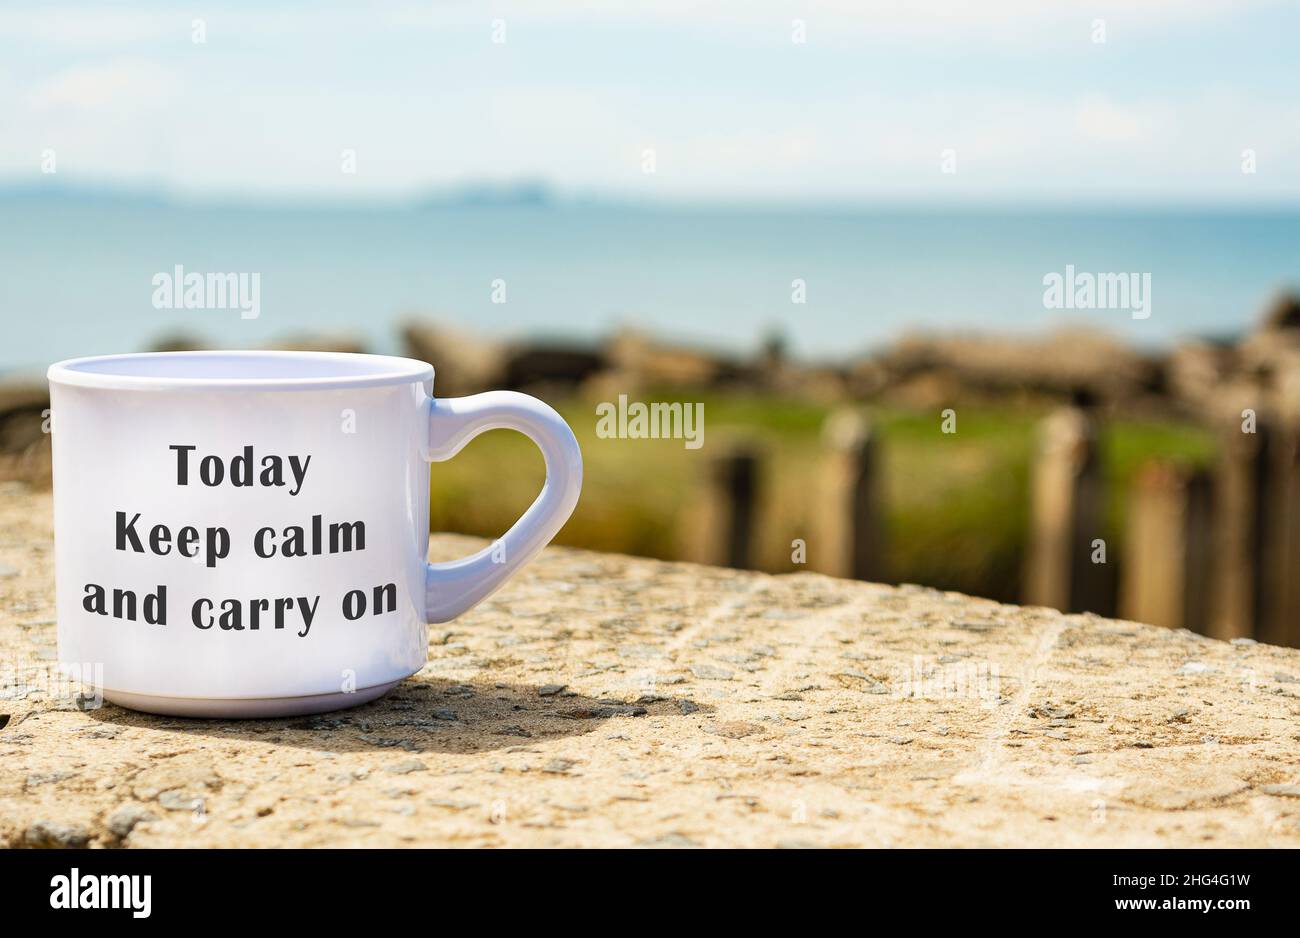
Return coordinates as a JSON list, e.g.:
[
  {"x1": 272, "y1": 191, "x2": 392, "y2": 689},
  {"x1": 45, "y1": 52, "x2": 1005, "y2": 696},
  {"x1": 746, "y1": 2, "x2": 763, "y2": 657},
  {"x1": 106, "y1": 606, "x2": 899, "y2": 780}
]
[{"x1": 7, "y1": 291, "x2": 1299, "y2": 479}]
